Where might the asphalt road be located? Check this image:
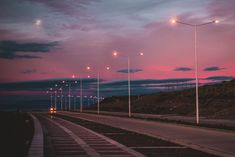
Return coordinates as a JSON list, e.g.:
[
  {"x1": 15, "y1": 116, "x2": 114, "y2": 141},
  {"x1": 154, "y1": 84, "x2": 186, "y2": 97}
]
[
  {"x1": 59, "y1": 111, "x2": 235, "y2": 157},
  {"x1": 83, "y1": 110, "x2": 235, "y2": 128}
]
